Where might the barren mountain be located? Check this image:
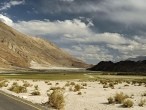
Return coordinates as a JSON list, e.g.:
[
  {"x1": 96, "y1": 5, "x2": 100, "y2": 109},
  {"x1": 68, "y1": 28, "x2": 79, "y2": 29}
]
[{"x1": 0, "y1": 22, "x2": 88, "y2": 69}]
